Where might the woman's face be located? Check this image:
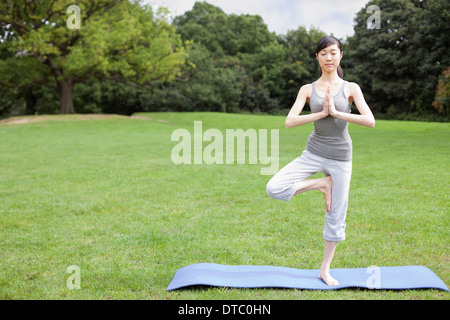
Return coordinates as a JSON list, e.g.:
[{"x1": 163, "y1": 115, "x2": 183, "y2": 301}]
[{"x1": 316, "y1": 44, "x2": 343, "y2": 73}]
